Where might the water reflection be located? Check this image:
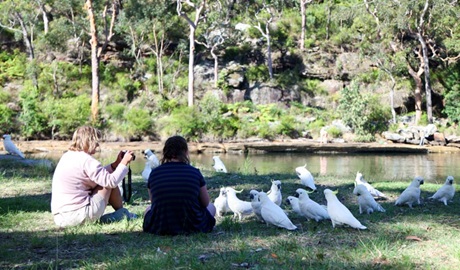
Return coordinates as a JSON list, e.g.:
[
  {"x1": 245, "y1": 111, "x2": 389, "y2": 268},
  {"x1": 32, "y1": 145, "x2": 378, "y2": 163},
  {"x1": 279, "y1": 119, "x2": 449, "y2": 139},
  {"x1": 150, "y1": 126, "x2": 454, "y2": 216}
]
[{"x1": 31, "y1": 151, "x2": 460, "y2": 184}]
